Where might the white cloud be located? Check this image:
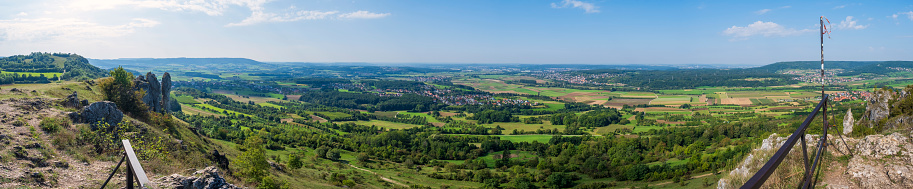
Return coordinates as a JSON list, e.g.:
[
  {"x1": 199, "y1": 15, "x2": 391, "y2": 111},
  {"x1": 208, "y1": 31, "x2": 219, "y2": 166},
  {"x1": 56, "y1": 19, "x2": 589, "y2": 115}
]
[
  {"x1": 338, "y1": 11, "x2": 390, "y2": 19},
  {"x1": 833, "y1": 5, "x2": 846, "y2": 9},
  {"x1": 227, "y1": 10, "x2": 340, "y2": 26},
  {"x1": 838, "y1": 16, "x2": 867, "y2": 30},
  {"x1": 15, "y1": 12, "x2": 28, "y2": 17},
  {"x1": 899, "y1": 11, "x2": 913, "y2": 20},
  {"x1": 551, "y1": 0, "x2": 599, "y2": 13},
  {"x1": 754, "y1": 6, "x2": 790, "y2": 15},
  {"x1": 0, "y1": 18, "x2": 159, "y2": 41},
  {"x1": 723, "y1": 21, "x2": 814, "y2": 40},
  {"x1": 51, "y1": 0, "x2": 390, "y2": 27}
]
